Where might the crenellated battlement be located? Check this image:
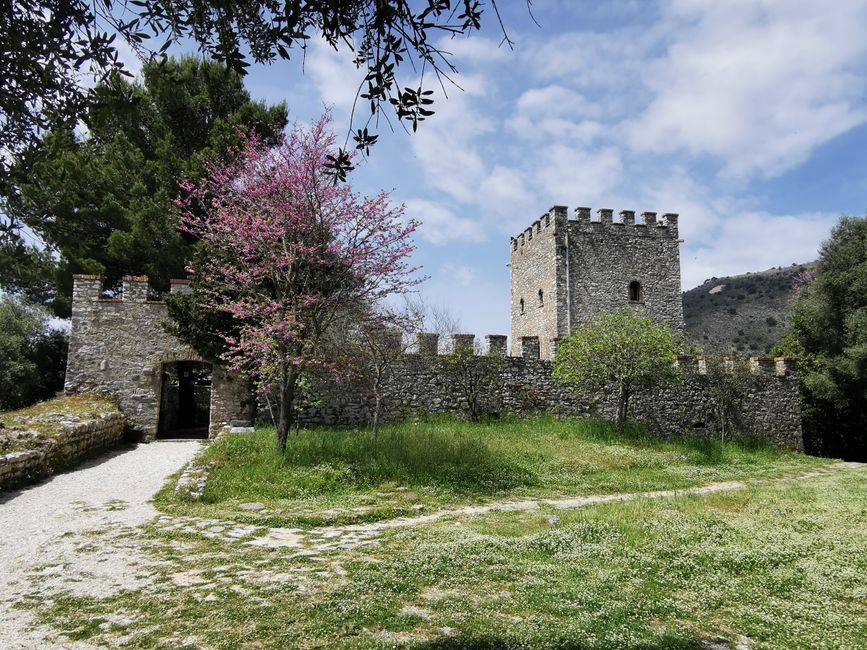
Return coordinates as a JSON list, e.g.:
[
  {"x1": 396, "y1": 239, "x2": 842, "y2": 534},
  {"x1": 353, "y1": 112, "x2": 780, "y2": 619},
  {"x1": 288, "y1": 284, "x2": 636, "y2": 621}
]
[
  {"x1": 510, "y1": 205, "x2": 679, "y2": 252},
  {"x1": 510, "y1": 207, "x2": 561, "y2": 252},
  {"x1": 345, "y1": 329, "x2": 800, "y2": 378},
  {"x1": 71, "y1": 274, "x2": 190, "y2": 306},
  {"x1": 674, "y1": 355, "x2": 798, "y2": 378}
]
